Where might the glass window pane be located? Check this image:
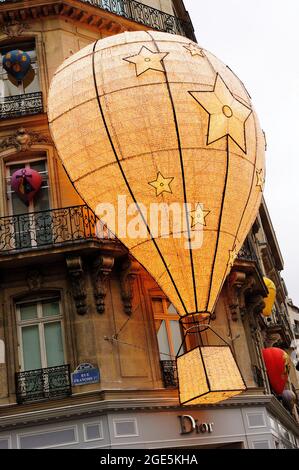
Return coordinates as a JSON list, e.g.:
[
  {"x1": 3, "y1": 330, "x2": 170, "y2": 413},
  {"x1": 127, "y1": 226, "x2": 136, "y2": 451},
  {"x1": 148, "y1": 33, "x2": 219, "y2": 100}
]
[
  {"x1": 152, "y1": 298, "x2": 164, "y2": 314},
  {"x1": 22, "y1": 325, "x2": 41, "y2": 370},
  {"x1": 157, "y1": 320, "x2": 170, "y2": 360},
  {"x1": 20, "y1": 303, "x2": 38, "y2": 321},
  {"x1": 42, "y1": 301, "x2": 60, "y2": 317},
  {"x1": 44, "y1": 322, "x2": 64, "y2": 367},
  {"x1": 30, "y1": 160, "x2": 46, "y2": 173},
  {"x1": 170, "y1": 321, "x2": 183, "y2": 356},
  {"x1": 167, "y1": 302, "x2": 178, "y2": 315}
]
